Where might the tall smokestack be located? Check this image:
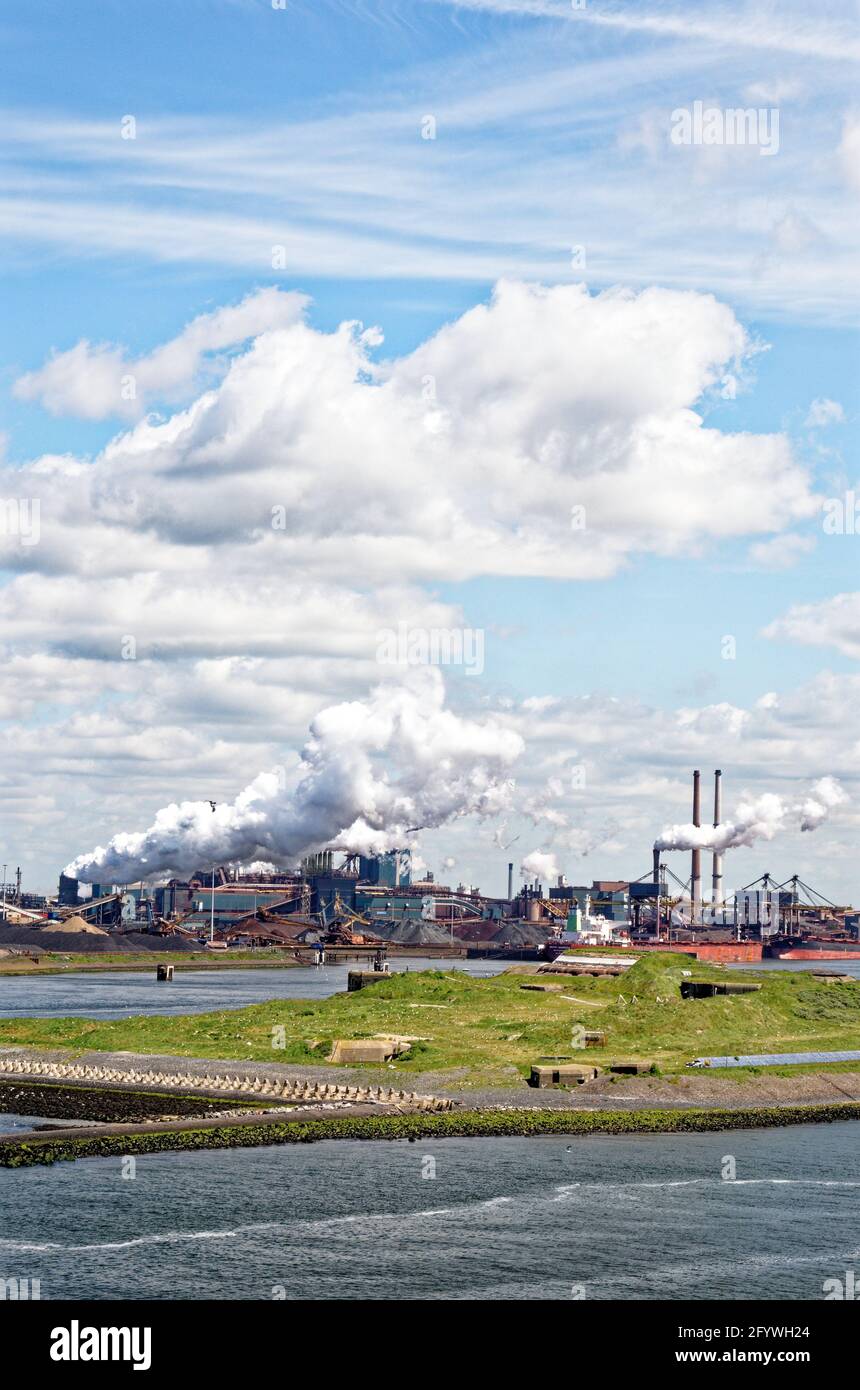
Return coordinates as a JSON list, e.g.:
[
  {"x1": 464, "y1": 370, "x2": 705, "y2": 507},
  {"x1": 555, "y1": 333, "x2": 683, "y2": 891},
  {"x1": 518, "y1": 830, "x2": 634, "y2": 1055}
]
[
  {"x1": 712, "y1": 768, "x2": 723, "y2": 905},
  {"x1": 507, "y1": 862, "x2": 513, "y2": 900},
  {"x1": 652, "y1": 846, "x2": 661, "y2": 884},
  {"x1": 691, "y1": 769, "x2": 701, "y2": 925}
]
